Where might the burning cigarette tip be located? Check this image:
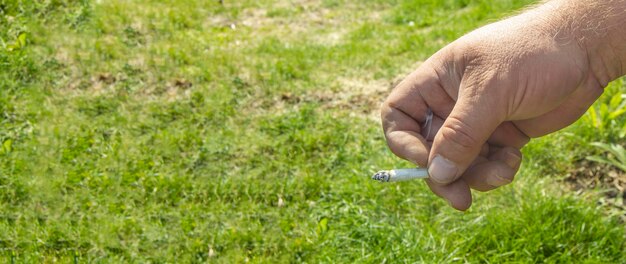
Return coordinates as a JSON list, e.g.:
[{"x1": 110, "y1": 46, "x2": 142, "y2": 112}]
[{"x1": 371, "y1": 168, "x2": 429, "y2": 183}]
